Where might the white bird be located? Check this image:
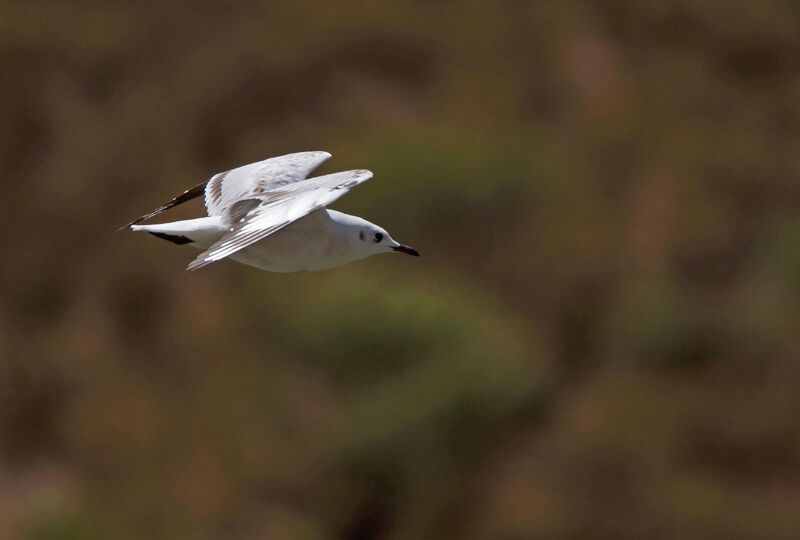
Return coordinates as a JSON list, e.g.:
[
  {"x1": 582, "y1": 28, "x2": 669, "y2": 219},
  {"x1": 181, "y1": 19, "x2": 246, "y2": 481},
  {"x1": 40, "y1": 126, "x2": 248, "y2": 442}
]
[{"x1": 124, "y1": 151, "x2": 419, "y2": 272}]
